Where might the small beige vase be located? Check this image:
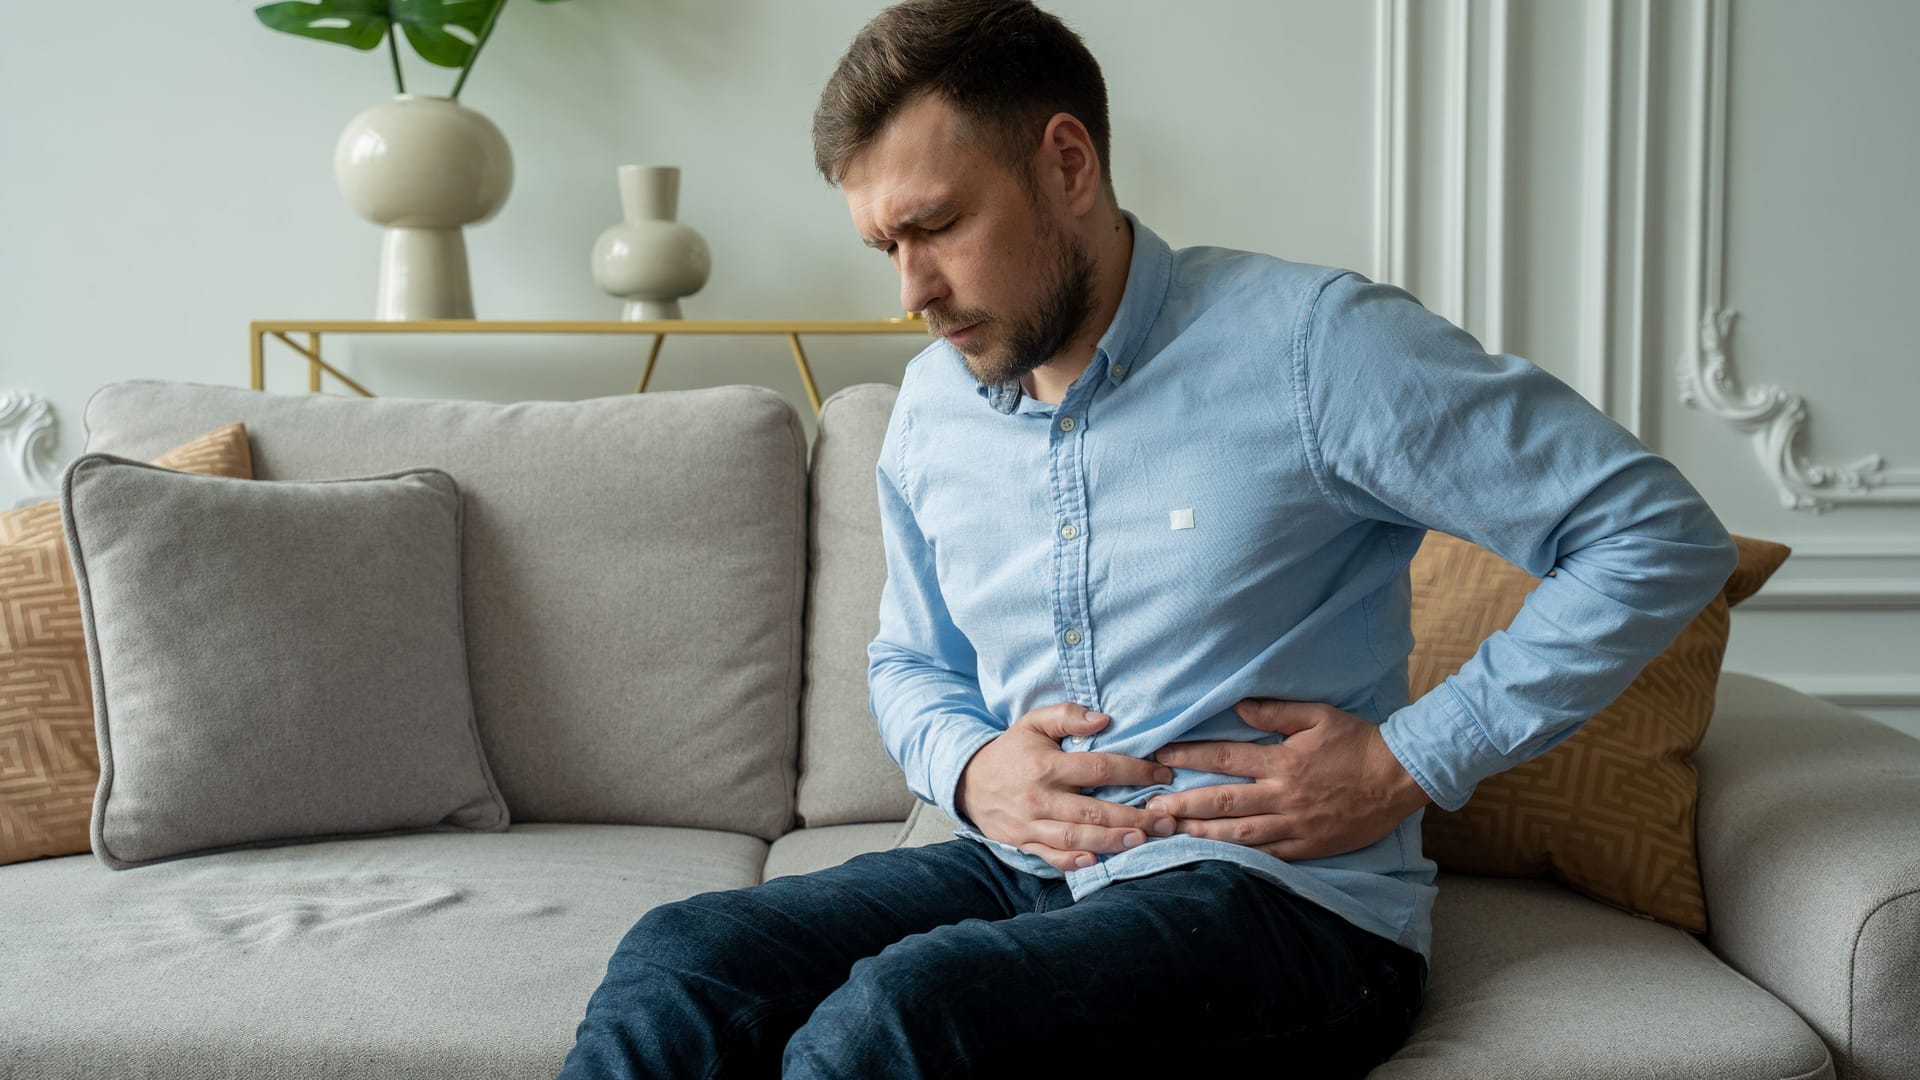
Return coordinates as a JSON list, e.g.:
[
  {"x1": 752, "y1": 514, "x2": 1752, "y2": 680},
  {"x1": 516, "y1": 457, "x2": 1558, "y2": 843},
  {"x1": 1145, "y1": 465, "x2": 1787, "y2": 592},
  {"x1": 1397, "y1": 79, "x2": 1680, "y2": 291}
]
[
  {"x1": 591, "y1": 166, "x2": 711, "y2": 320},
  {"x1": 334, "y1": 95, "x2": 513, "y2": 320}
]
